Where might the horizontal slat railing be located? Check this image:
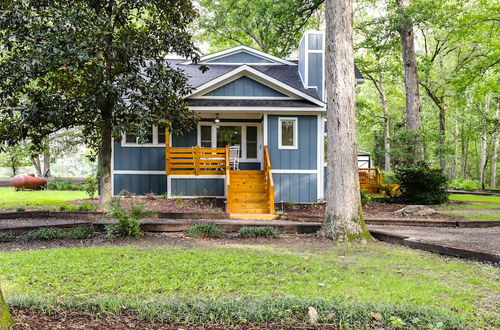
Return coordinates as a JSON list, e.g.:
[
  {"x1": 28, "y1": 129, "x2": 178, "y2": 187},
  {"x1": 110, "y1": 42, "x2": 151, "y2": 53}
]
[
  {"x1": 359, "y1": 167, "x2": 382, "y2": 193},
  {"x1": 166, "y1": 146, "x2": 226, "y2": 175}
]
